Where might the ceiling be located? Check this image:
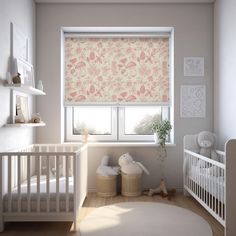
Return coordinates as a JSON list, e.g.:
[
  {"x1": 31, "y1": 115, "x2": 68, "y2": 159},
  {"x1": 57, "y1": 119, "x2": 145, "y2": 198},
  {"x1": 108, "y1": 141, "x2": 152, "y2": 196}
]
[{"x1": 35, "y1": 0, "x2": 215, "y2": 3}]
